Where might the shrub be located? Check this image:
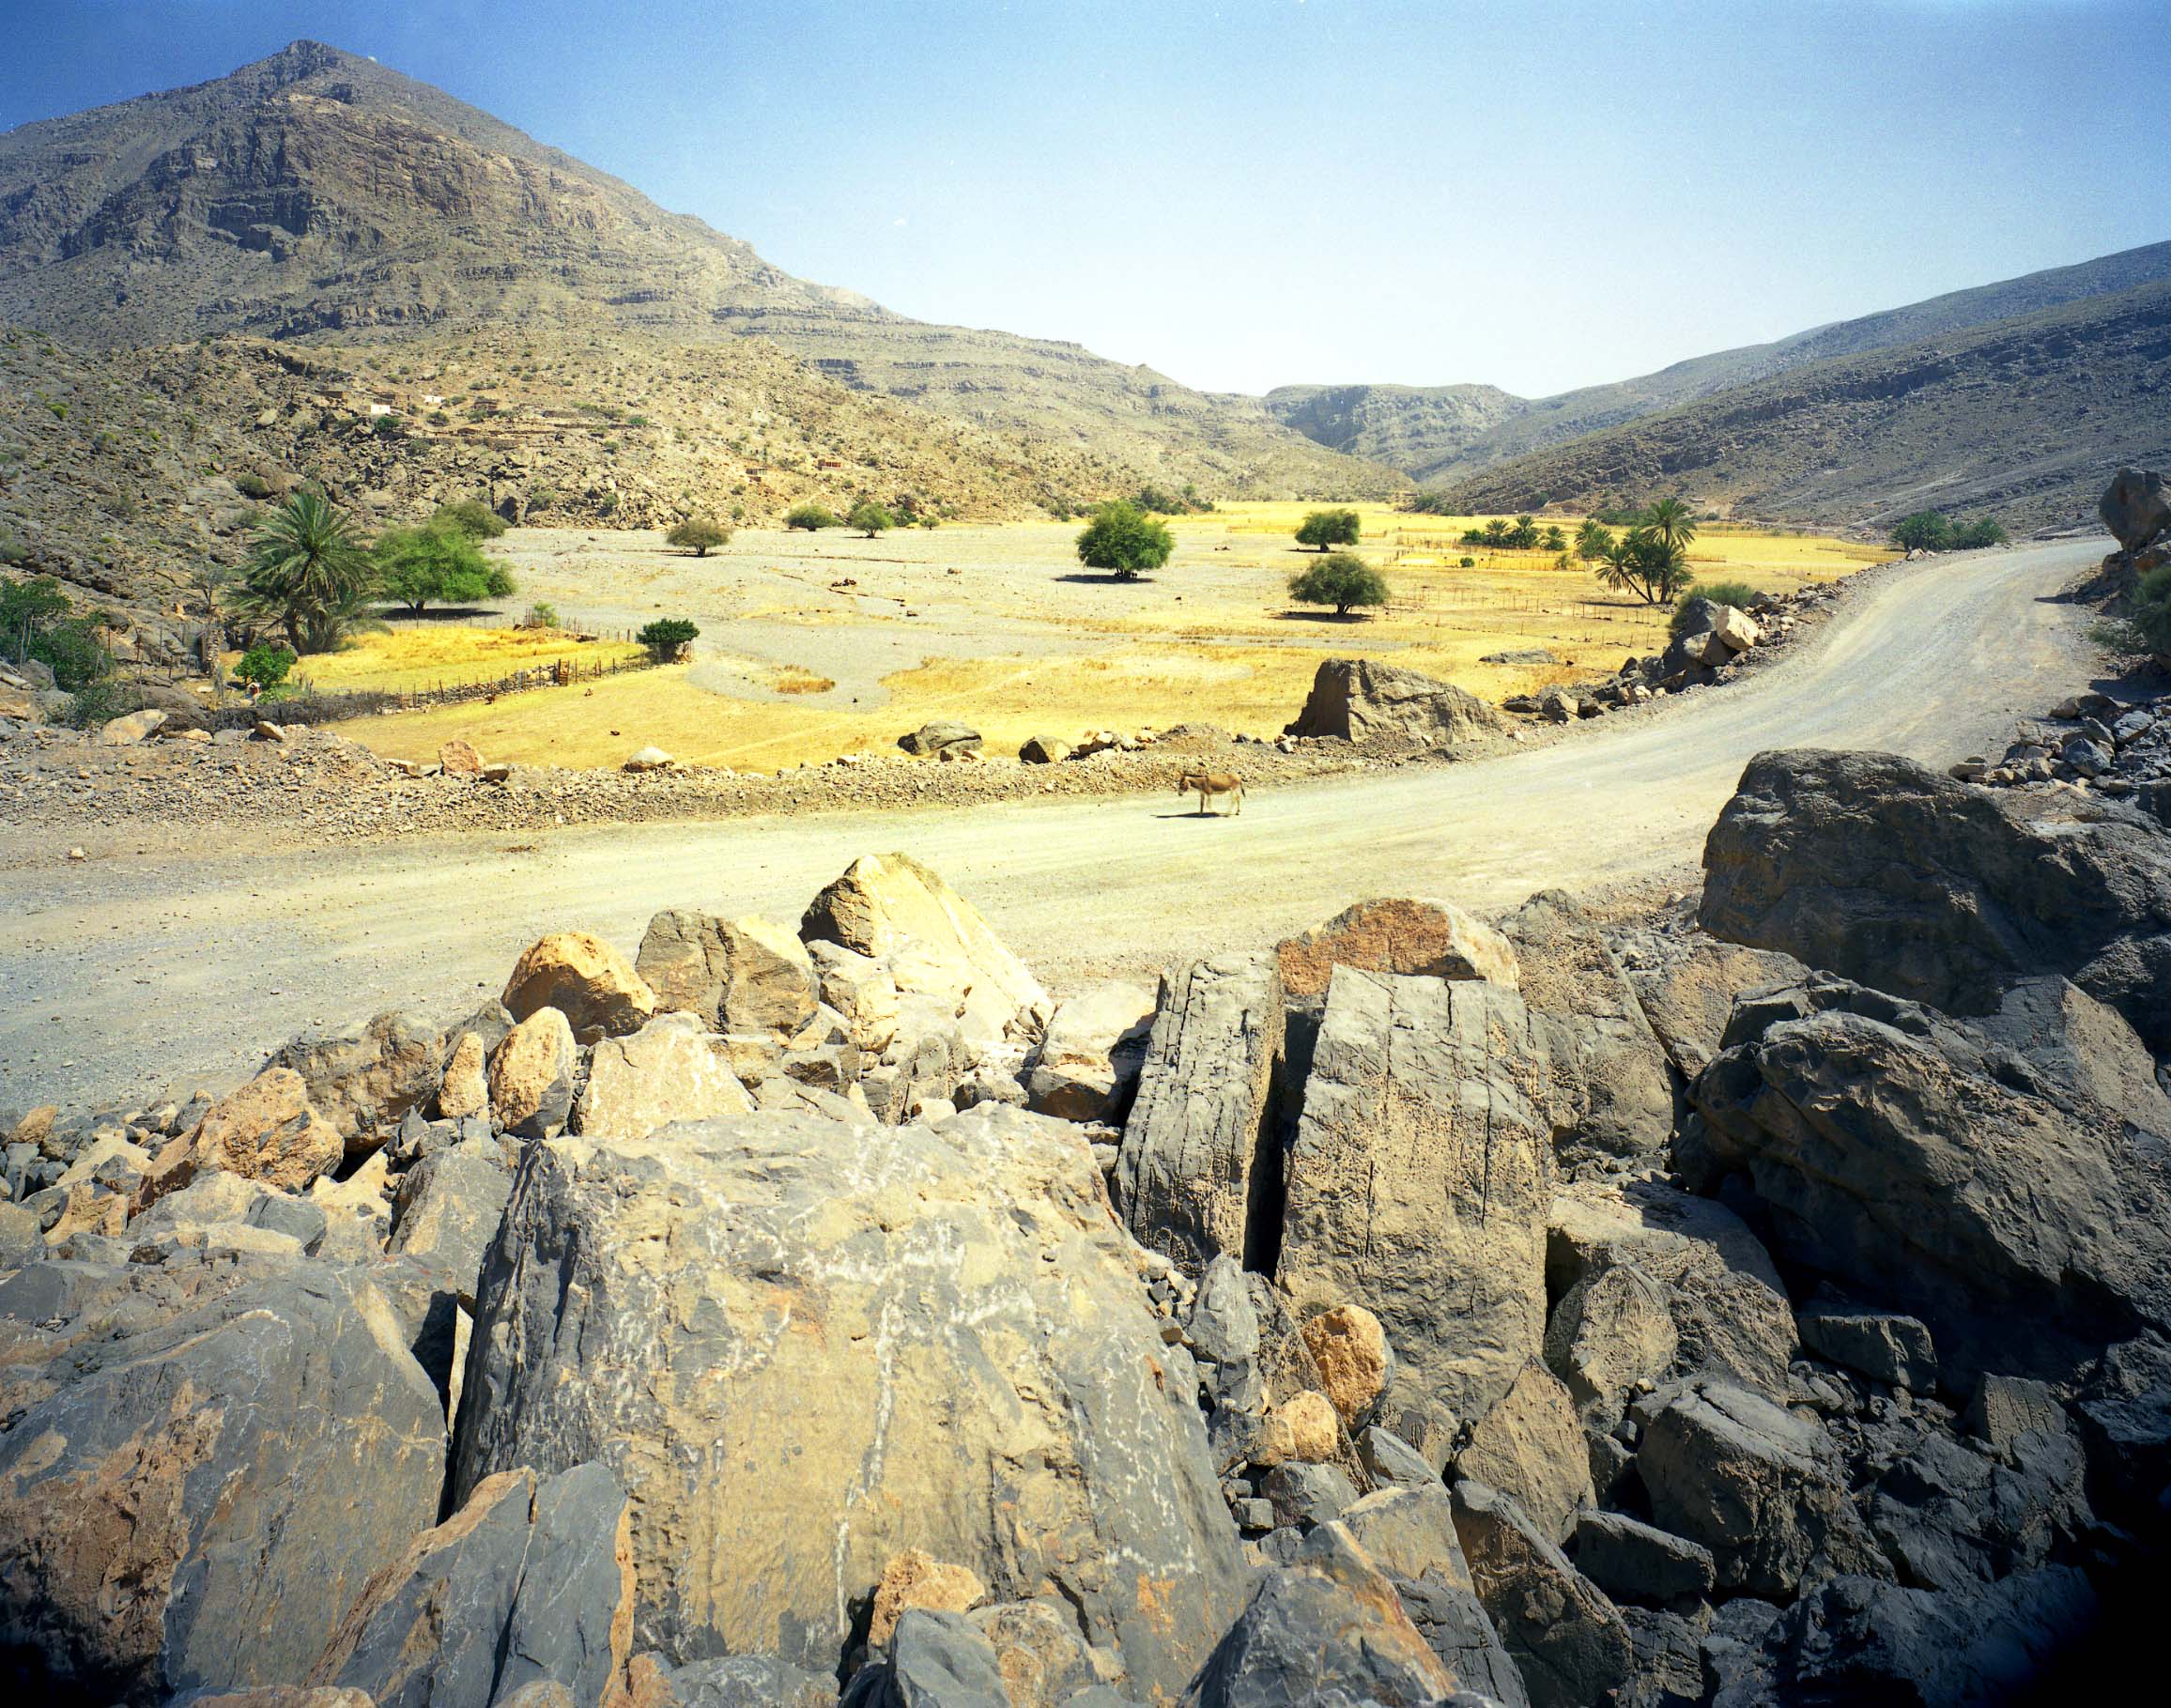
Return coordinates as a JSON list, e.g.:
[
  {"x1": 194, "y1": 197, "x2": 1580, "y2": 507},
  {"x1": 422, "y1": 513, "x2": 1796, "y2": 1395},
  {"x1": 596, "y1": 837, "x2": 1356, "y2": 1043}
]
[
  {"x1": 1891, "y1": 511, "x2": 2003, "y2": 552},
  {"x1": 525, "y1": 603, "x2": 560, "y2": 629},
  {"x1": 0, "y1": 527, "x2": 25, "y2": 566},
  {"x1": 2100, "y1": 562, "x2": 2171, "y2": 657},
  {"x1": 430, "y1": 499, "x2": 509, "y2": 540},
  {"x1": 235, "y1": 641, "x2": 296, "y2": 691},
  {"x1": 1459, "y1": 555, "x2": 1475, "y2": 568},
  {"x1": 1289, "y1": 552, "x2": 1388, "y2": 617},
  {"x1": 373, "y1": 522, "x2": 516, "y2": 614},
  {"x1": 1670, "y1": 580, "x2": 1762, "y2": 637},
  {"x1": 232, "y1": 471, "x2": 273, "y2": 500},
  {"x1": 63, "y1": 676, "x2": 129, "y2": 729},
  {"x1": 786, "y1": 502, "x2": 839, "y2": 531},
  {"x1": 666, "y1": 516, "x2": 731, "y2": 556},
  {"x1": 847, "y1": 500, "x2": 893, "y2": 538},
  {"x1": 370, "y1": 413, "x2": 405, "y2": 439},
  {"x1": 1295, "y1": 508, "x2": 1362, "y2": 551},
  {"x1": 1075, "y1": 500, "x2": 1174, "y2": 579},
  {"x1": 596, "y1": 492, "x2": 620, "y2": 516},
  {"x1": 639, "y1": 617, "x2": 700, "y2": 660},
  {"x1": 0, "y1": 573, "x2": 70, "y2": 639},
  {"x1": 32, "y1": 616, "x2": 110, "y2": 691}
]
